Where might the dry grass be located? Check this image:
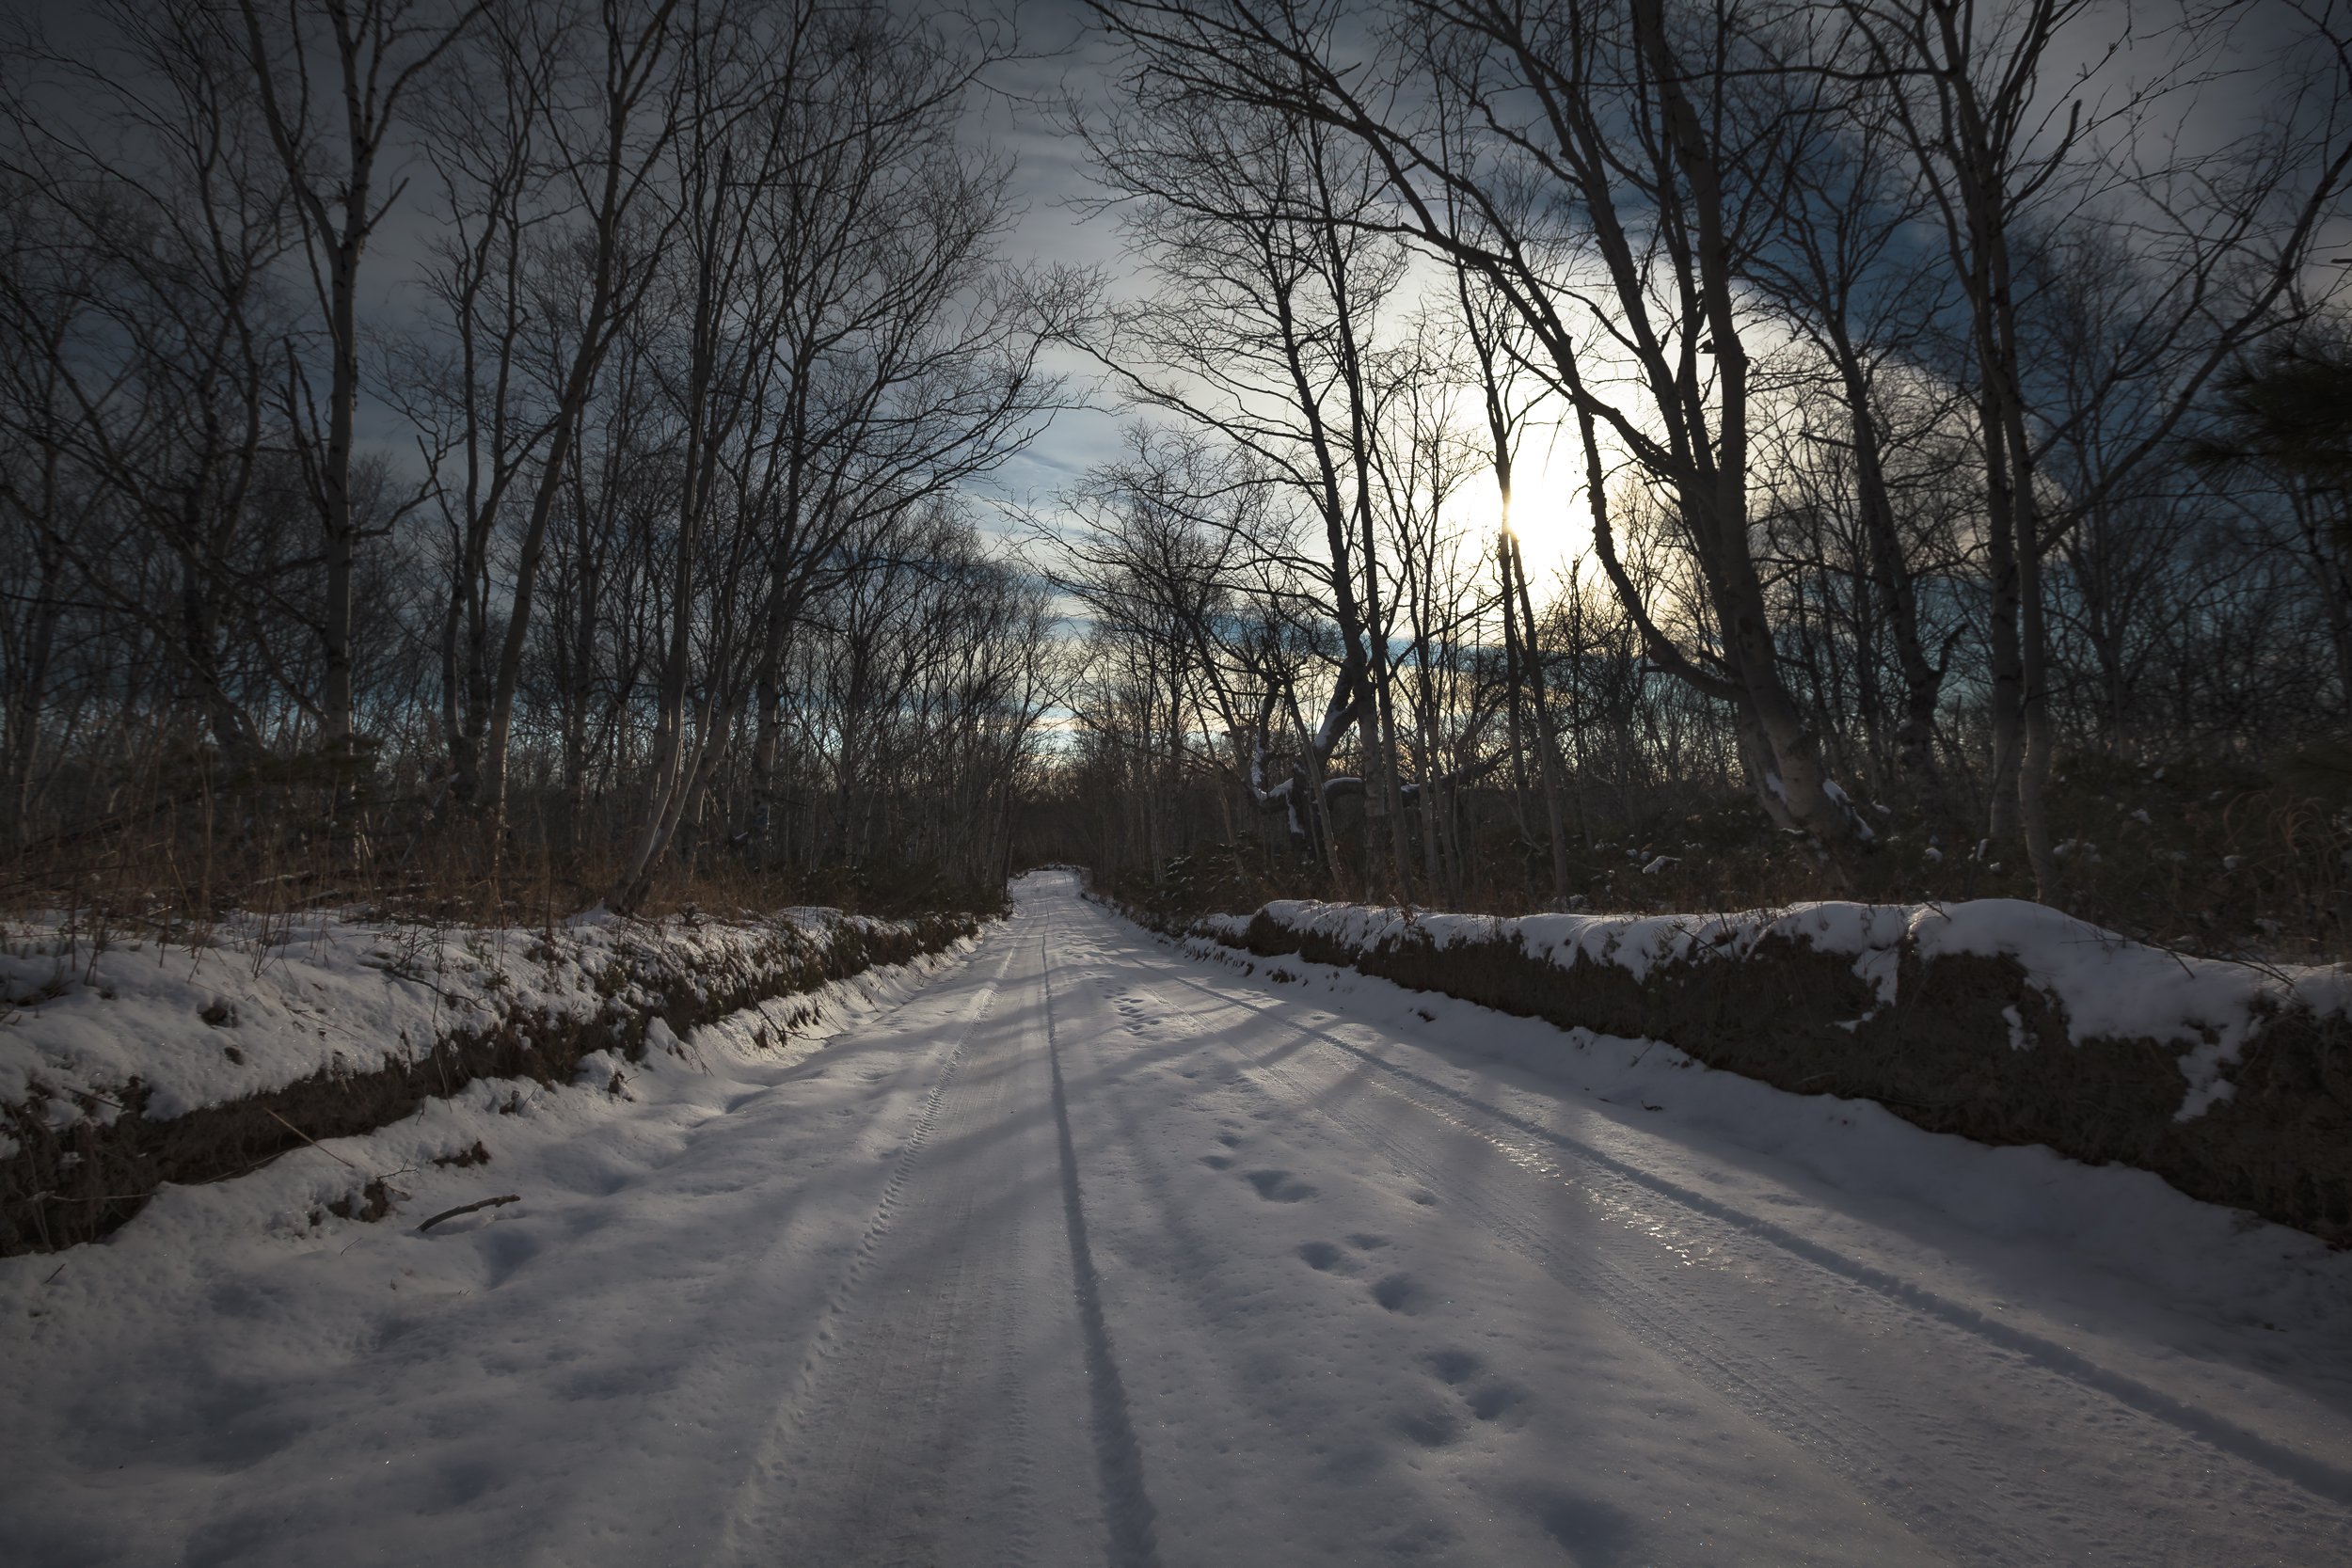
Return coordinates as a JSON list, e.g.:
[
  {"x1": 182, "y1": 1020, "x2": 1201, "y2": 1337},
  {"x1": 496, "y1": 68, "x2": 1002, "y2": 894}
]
[
  {"x1": 1109, "y1": 753, "x2": 2352, "y2": 970},
  {"x1": 0, "y1": 782, "x2": 1009, "y2": 942},
  {"x1": 15, "y1": 752, "x2": 2344, "y2": 970}
]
